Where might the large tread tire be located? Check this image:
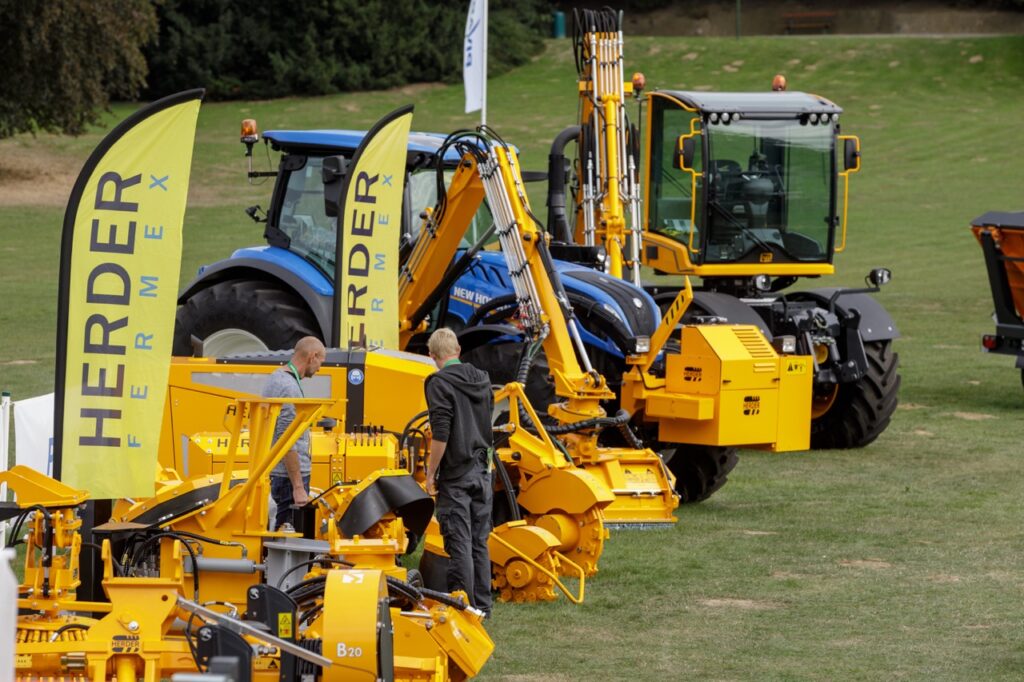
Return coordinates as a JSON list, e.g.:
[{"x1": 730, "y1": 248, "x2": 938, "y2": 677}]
[
  {"x1": 810, "y1": 340, "x2": 900, "y2": 449},
  {"x1": 460, "y1": 341, "x2": 556, "y2": 413},
  {"x1": 172, "y1": 279, "x2": 319, "y2": 356},
  {"x1": 666, "y1": 445, "x2": 739, "y2": 504}
]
